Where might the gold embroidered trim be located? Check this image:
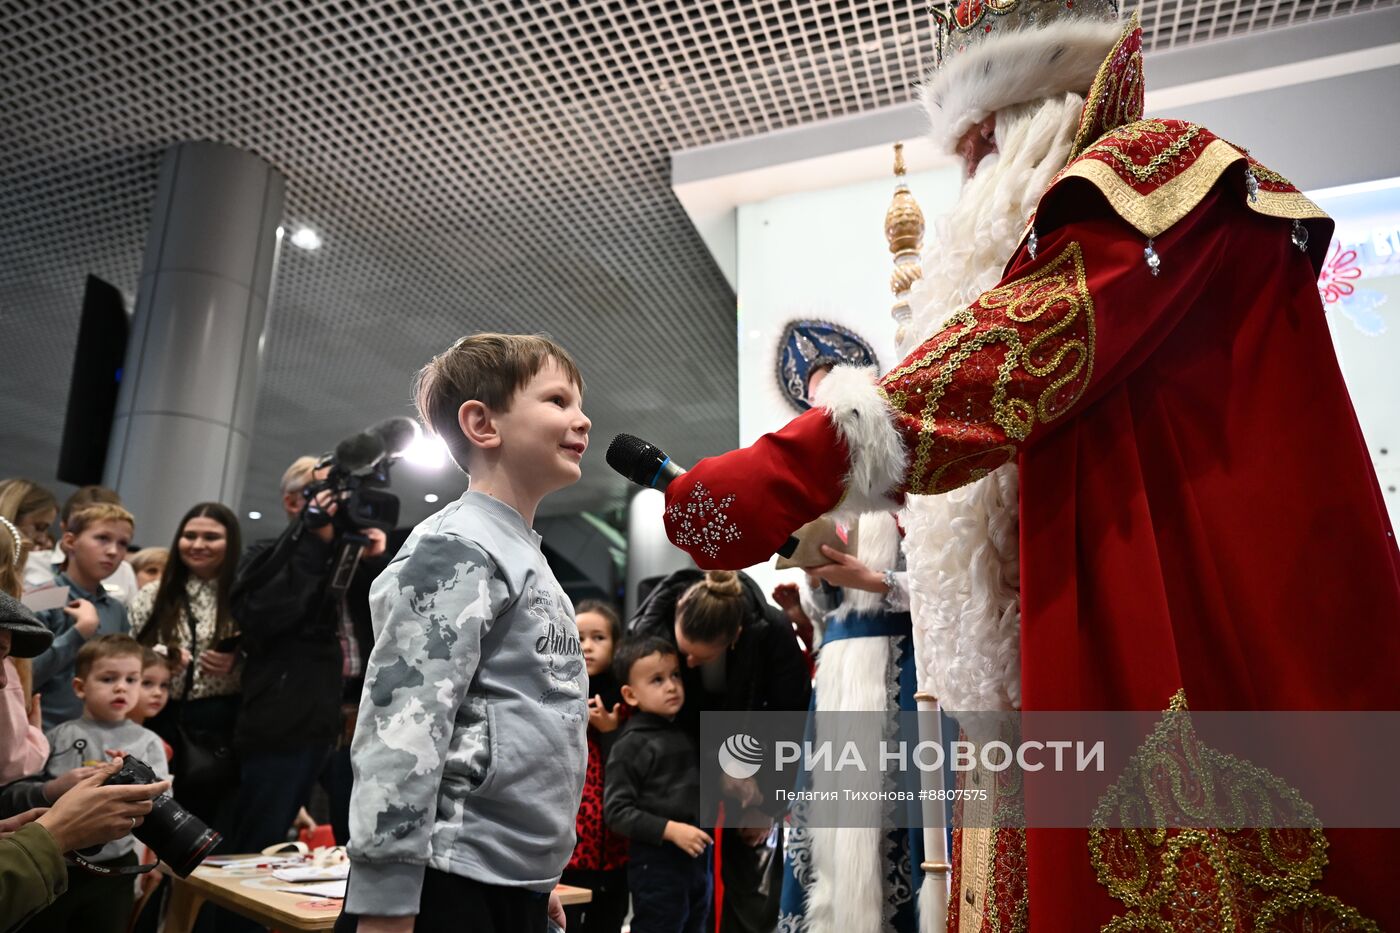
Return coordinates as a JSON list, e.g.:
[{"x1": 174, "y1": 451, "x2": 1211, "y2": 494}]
[
  {"x1": 1250, "y1": 163, "x2": 1293, "y2": 186},
  {"x1": 880, "y1": 242, "x2": 1095, "y2": 495},
  {"x1": 1089, "y1": 690, "x2": 1381, "y2": 933},
  {"x1": 956, "y1": 737, "x2": 1030, "y2": 933},
  {"x1": 1056, "y1": 138, "x2": 1242, "y2": 238},
  {"x1": 1251, "y1": 188, "x2": 1328, "y2": 222},
  {"x1": 1098, "y1": 123, "x2": 1203, "y2": 182},
  {"x1": 1070, "y1": 14, "x2": 1144, "y2": 161},
  {"x1": 1021, "y1": 141, "x2": 1329, "y2": 258}
]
